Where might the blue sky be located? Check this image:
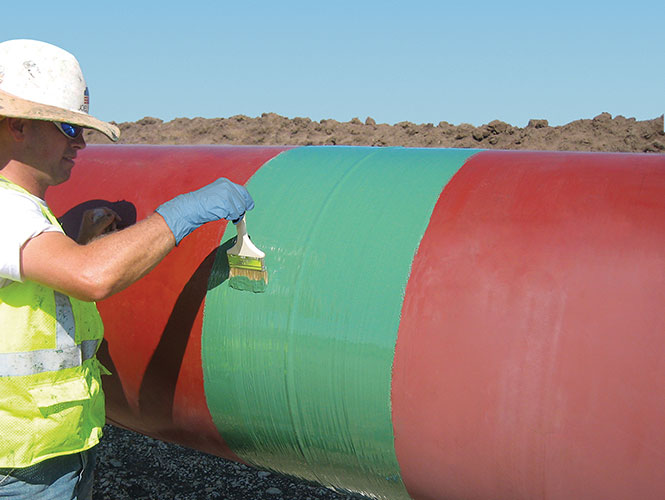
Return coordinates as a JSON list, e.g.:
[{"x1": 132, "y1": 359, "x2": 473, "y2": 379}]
[{"x1": 5, "y1": 1, "x2": 663, "y2": 127}]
